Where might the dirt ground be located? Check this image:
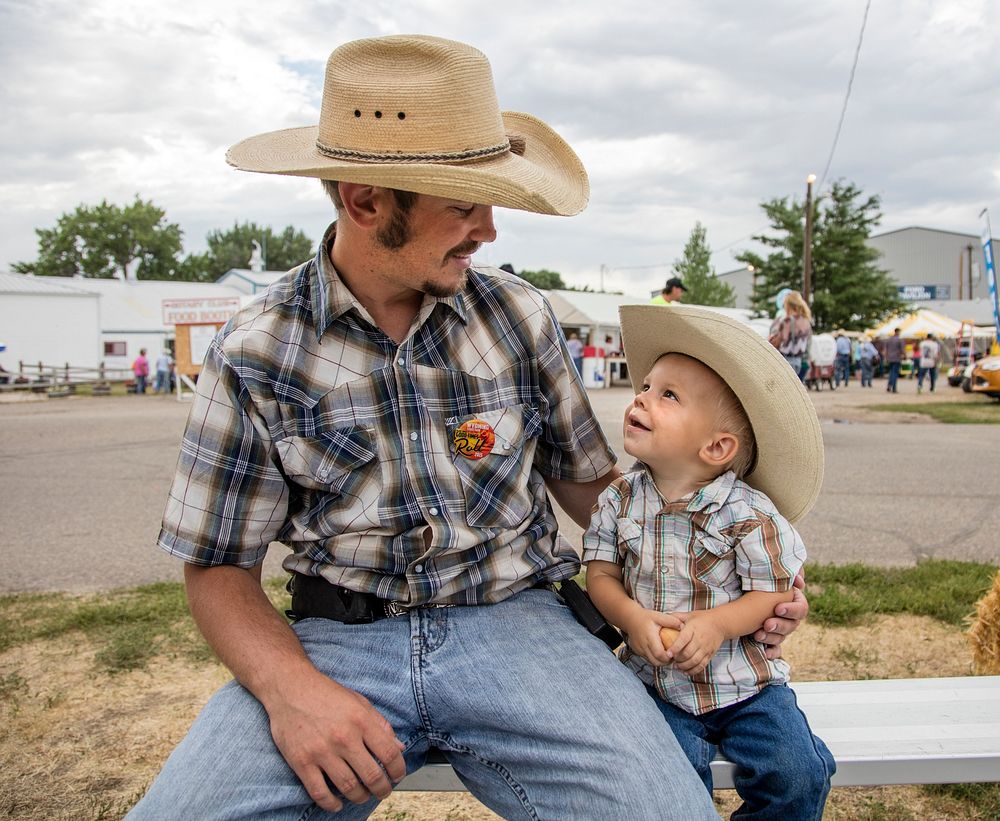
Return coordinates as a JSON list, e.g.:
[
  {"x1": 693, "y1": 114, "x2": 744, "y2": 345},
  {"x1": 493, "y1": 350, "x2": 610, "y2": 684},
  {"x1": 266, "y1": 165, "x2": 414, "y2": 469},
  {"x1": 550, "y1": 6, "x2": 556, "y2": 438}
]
[{"x1": 0, "y1": 613, "x2": 989, "y2": 821}]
